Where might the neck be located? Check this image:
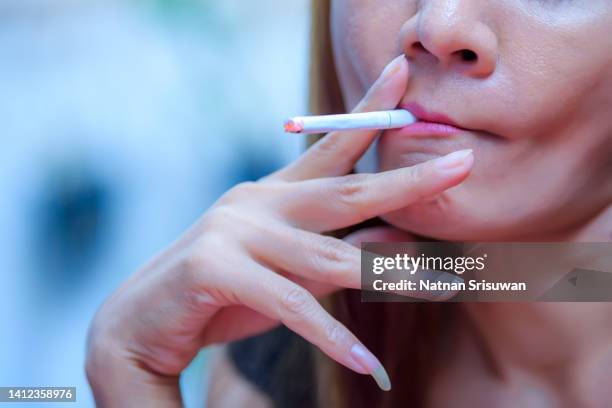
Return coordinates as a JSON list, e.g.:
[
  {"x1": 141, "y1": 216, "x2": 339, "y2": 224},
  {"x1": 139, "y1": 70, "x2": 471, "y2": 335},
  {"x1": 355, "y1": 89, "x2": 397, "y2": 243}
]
[
  {"x1": 461, "y1": 205, "x2": 612, "y2": 401},
  {"x1": 467, "y1": 303, "x2": 612, "y2": 371},
  {"x1": 463, "y1": 302, "x2": 612, "y2": 402}
]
